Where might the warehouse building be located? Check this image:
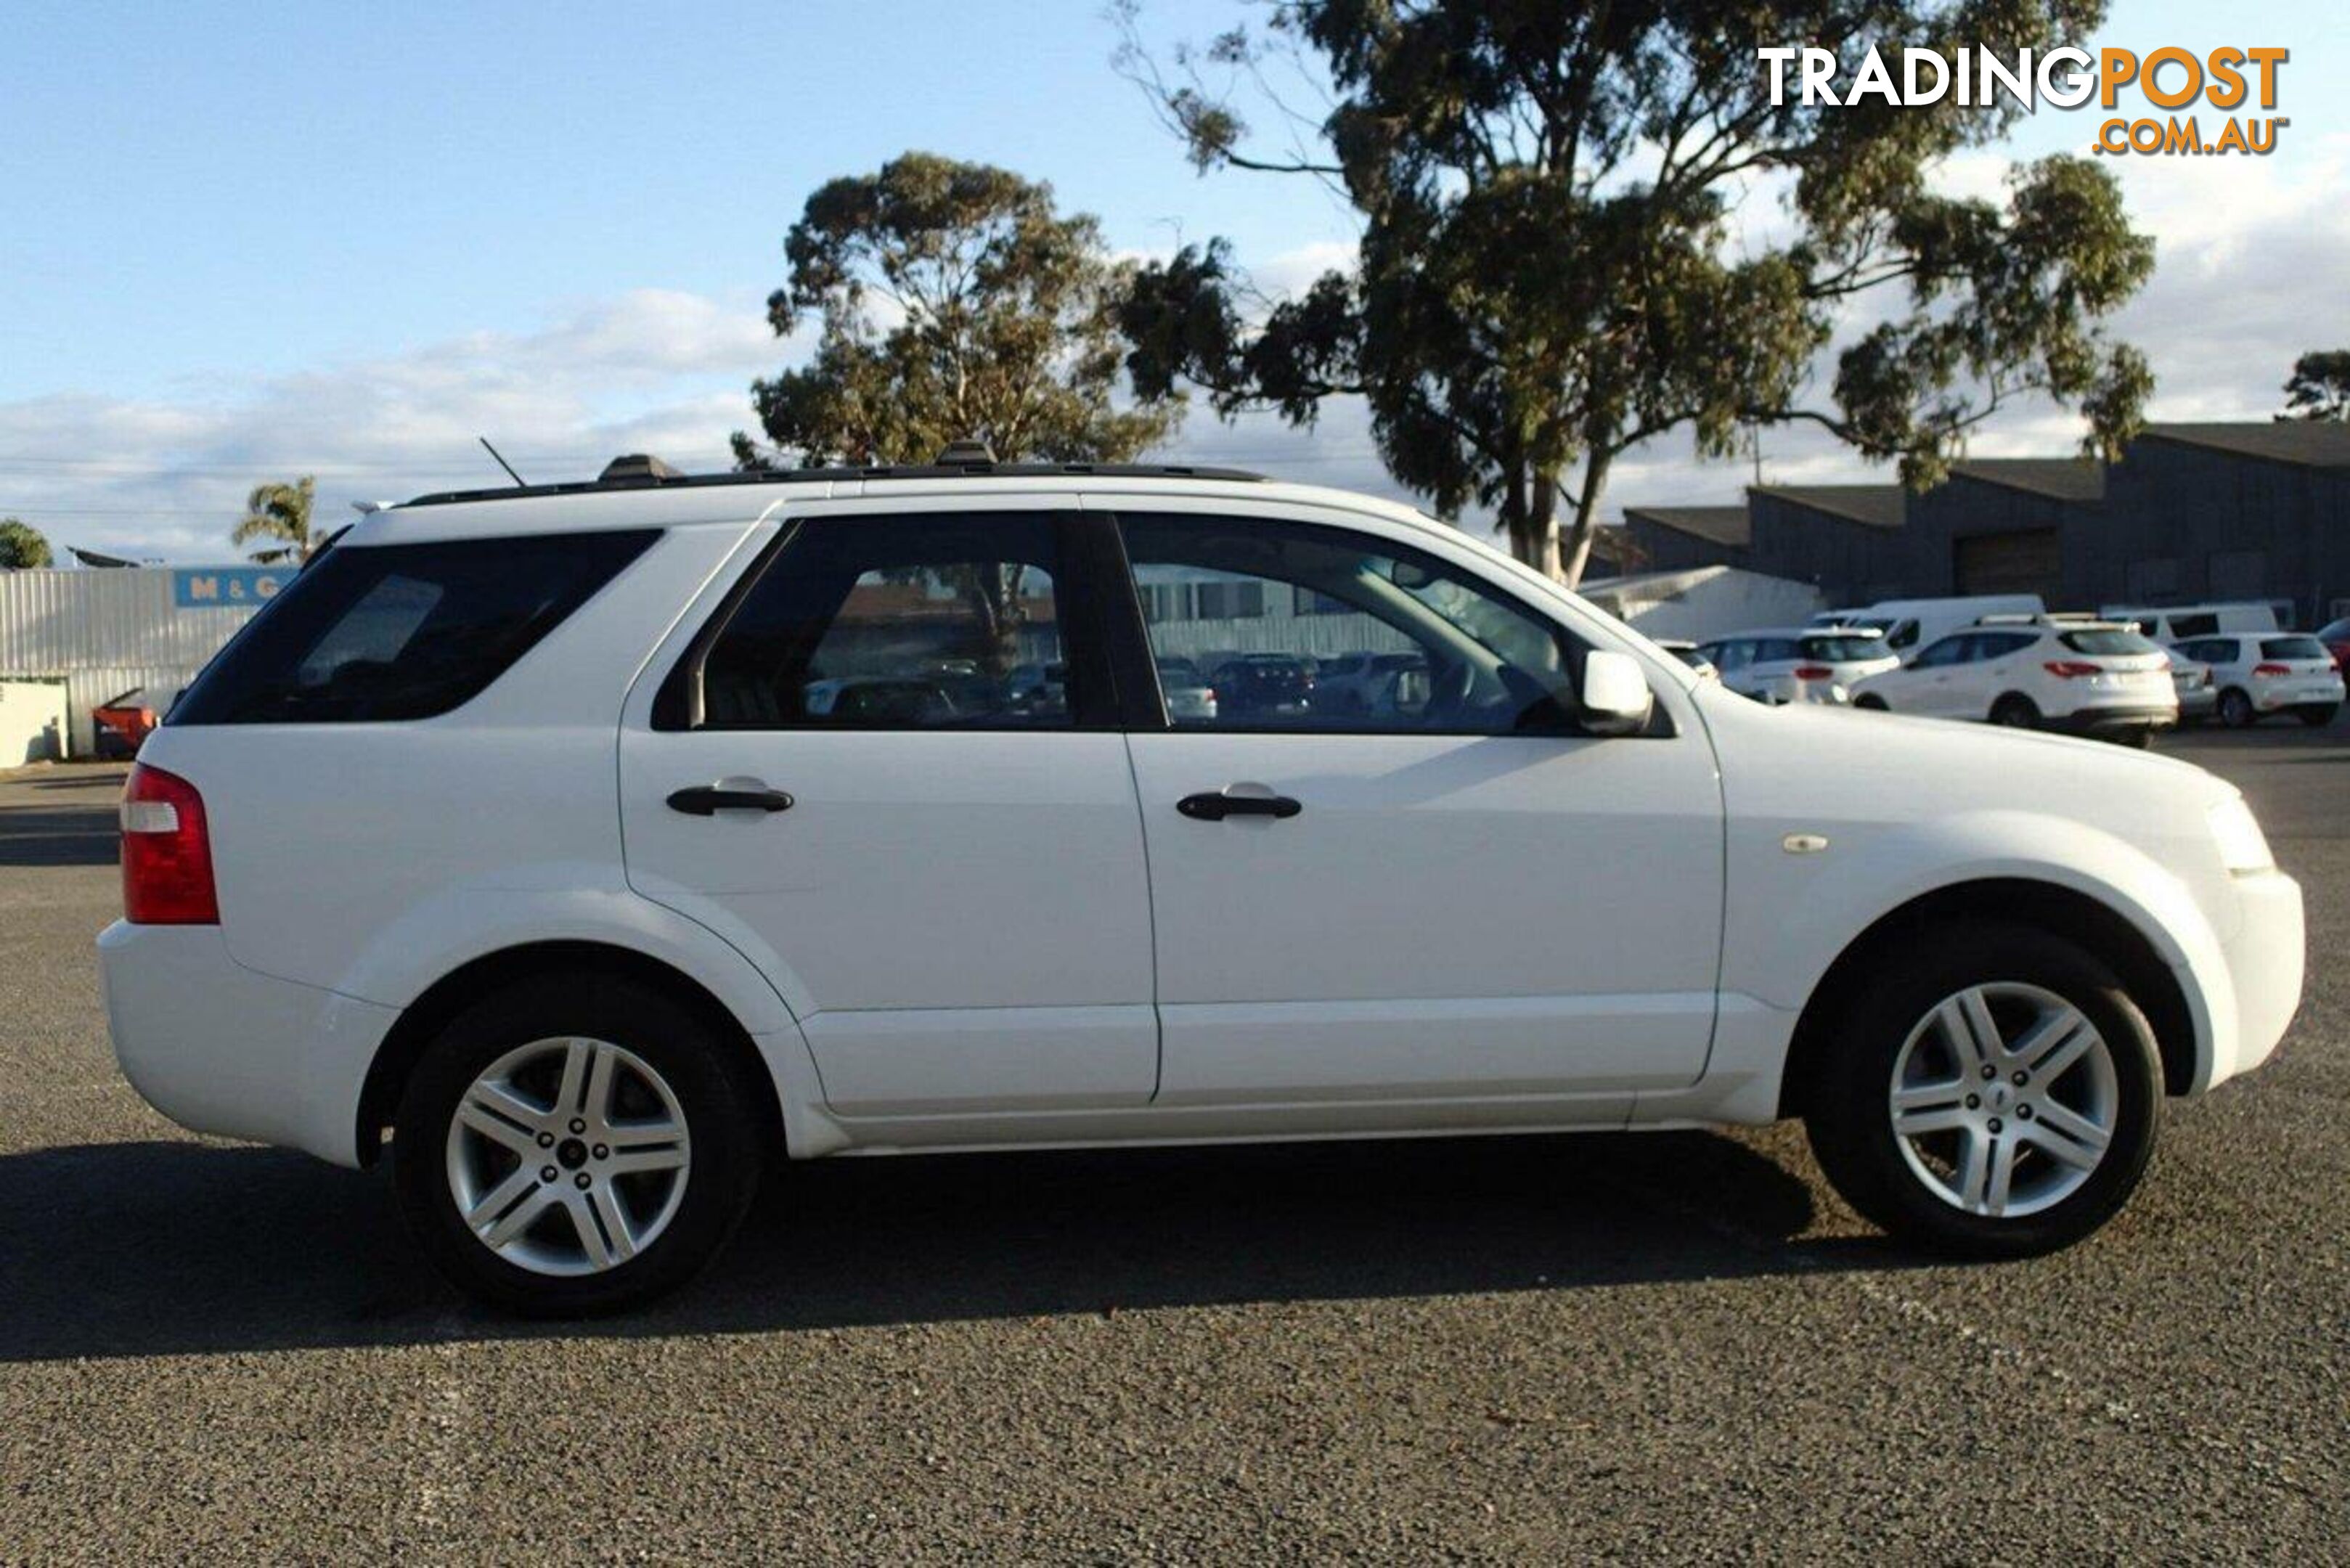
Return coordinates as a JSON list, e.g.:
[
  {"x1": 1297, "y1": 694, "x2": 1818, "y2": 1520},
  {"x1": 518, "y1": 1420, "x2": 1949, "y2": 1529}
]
[
  {"x1": 0, "y1": 563, "x2": 282, "y2": 756},
  {"x1": 1622, "y1": 421, "x2": 2350, "y2": 624}
]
